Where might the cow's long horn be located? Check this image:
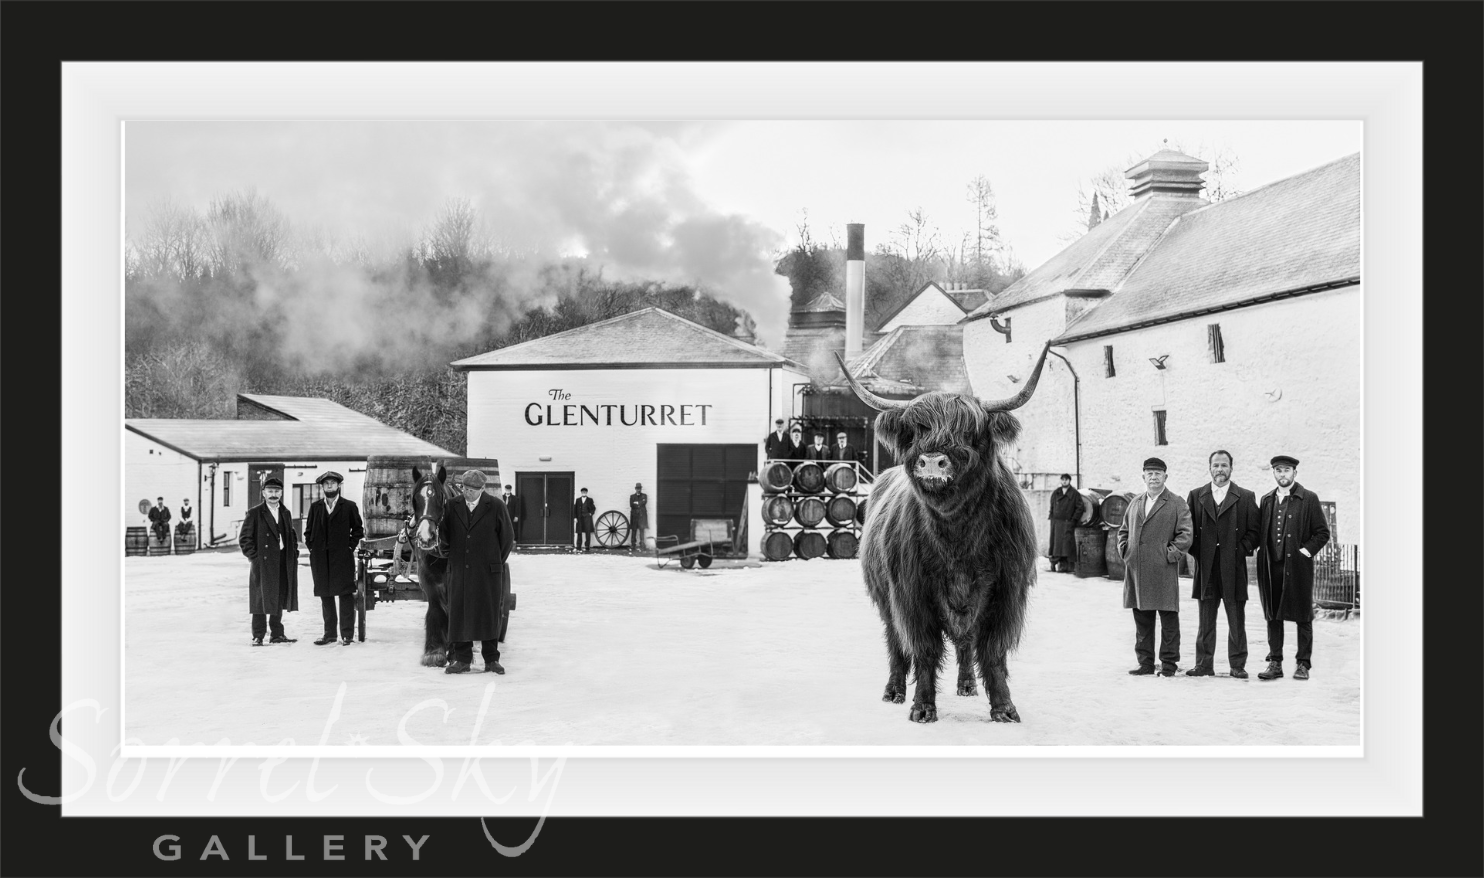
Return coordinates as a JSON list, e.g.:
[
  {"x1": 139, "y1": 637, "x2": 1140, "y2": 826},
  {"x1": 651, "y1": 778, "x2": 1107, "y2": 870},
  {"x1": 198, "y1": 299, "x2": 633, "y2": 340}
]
[
  {"x1": 833, "y1": 352, "x2": 909, "y2": 412},
  {"x1": 982, "y1": 342, "x2": 1052, "y2": 412}
]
